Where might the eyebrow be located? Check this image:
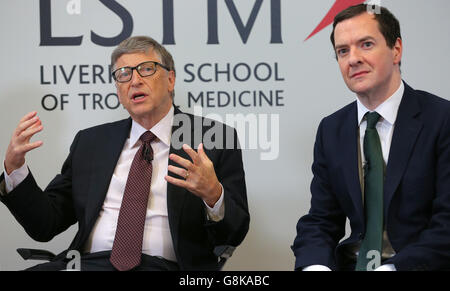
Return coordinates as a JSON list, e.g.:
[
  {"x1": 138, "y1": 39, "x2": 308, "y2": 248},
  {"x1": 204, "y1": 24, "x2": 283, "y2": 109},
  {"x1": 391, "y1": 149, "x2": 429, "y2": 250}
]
[{"x1": 334, "y1": 36, "x2": 376, "y2": 50}]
